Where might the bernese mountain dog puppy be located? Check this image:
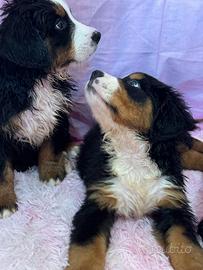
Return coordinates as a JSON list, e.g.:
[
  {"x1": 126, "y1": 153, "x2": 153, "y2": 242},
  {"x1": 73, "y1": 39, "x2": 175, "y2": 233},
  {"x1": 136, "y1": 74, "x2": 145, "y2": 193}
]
[
  {"x1": 0, "y1": 0, "x2": 101, "y2": 218},
  {"x1": 67, "y1": 71, "x2": 203, "y2": 270}
]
